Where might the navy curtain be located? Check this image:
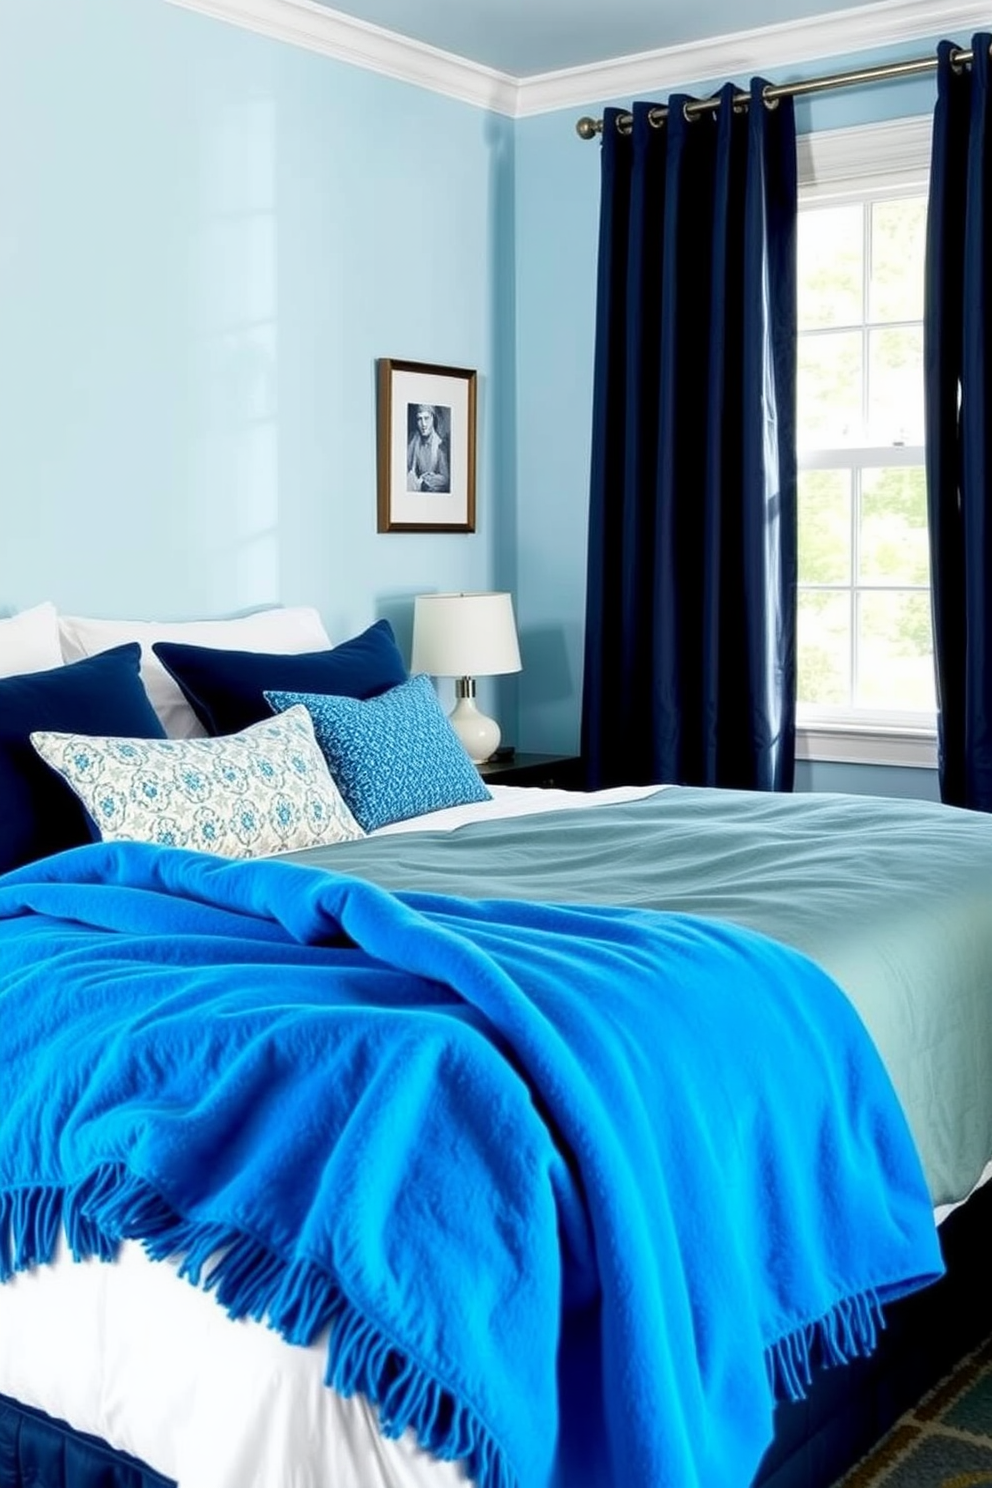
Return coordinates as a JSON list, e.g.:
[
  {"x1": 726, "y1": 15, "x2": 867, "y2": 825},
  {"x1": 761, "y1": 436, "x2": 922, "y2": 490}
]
[
  {"x1": 925, "y1": 36, "x2": 992, "y2": 812},
  {"x1": 581, "y1": 83, "x2": 797, "y2": 791}
]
